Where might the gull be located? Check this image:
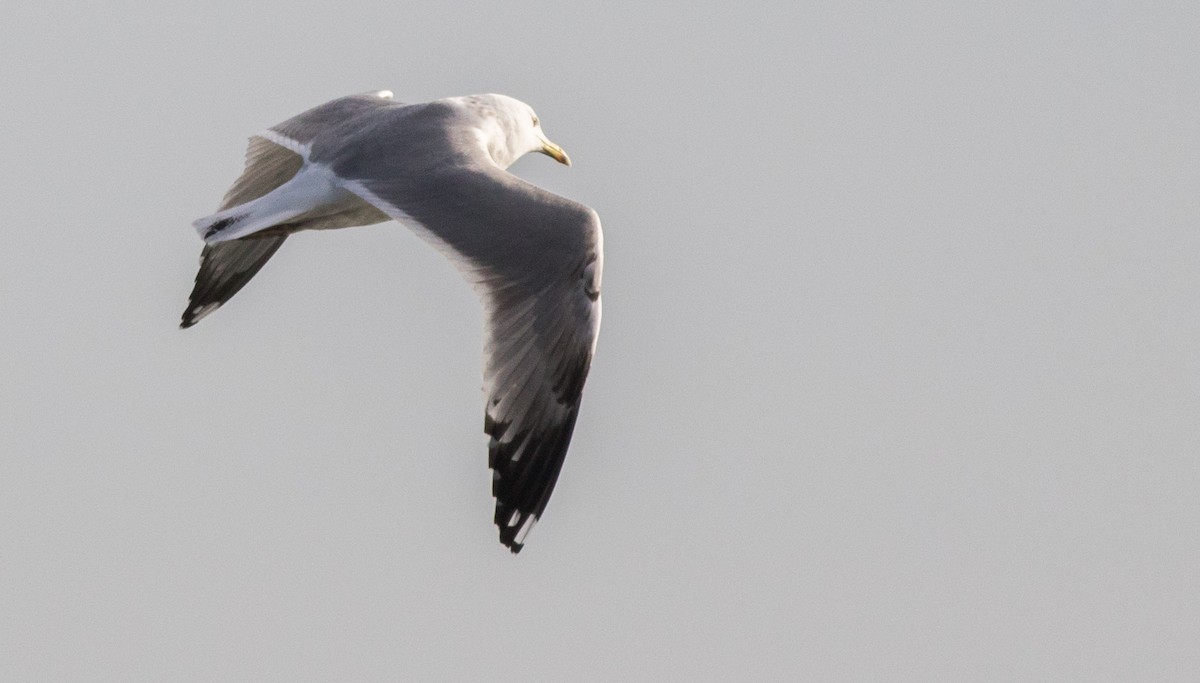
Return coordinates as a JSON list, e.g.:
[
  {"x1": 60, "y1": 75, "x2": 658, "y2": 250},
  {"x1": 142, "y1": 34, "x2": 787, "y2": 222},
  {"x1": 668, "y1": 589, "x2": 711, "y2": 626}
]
[{"x1": 181, "y1": 91, "x2": 603, "y2": 553}]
